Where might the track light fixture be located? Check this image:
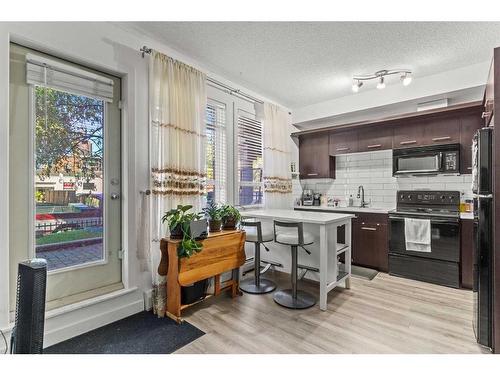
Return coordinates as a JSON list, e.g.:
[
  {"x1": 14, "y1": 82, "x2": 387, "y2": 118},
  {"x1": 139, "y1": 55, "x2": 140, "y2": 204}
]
[{"x1": 352, "y1": 69, "x2": 412, "y2": 92}]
